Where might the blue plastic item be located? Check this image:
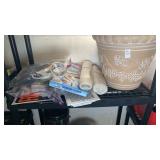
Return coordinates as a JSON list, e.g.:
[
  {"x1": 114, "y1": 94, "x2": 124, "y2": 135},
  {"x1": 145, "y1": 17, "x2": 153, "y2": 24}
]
[{"x1": 49, "y1": 80, "x2": 88, "y2": 97}]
